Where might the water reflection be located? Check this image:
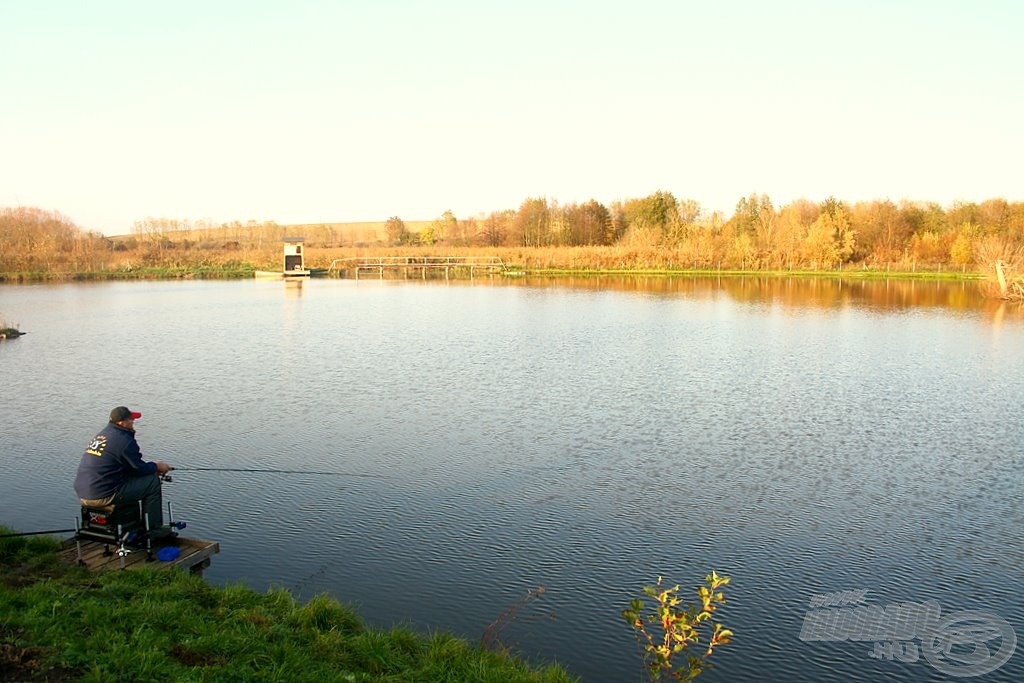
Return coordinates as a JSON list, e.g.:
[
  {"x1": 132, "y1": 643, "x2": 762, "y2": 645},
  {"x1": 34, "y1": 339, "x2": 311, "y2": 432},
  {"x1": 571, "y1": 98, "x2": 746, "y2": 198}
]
[
  {"x1": 365, "y1": 273, "x2": 1020, "y2": 324},
  {"x1": 503, "y1": 275, "x2": 994, "y2": 312}
]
